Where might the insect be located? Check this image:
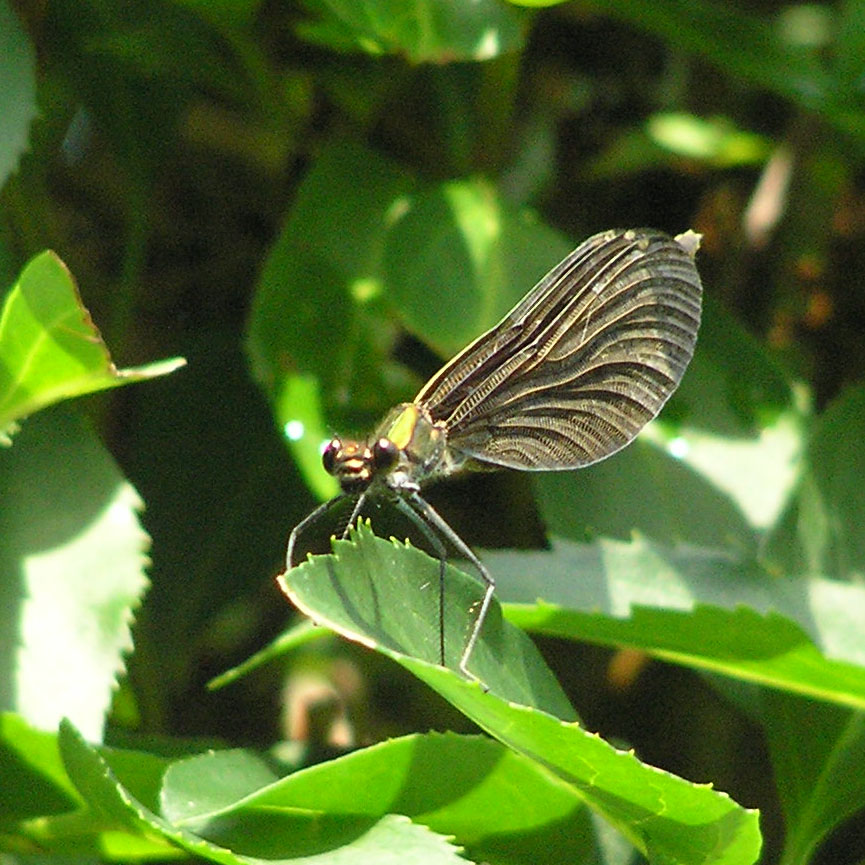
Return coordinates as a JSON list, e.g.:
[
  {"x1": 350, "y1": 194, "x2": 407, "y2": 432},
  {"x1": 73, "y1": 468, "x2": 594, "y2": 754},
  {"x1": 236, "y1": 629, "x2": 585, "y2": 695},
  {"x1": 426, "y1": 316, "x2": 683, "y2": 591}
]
[{"x1": 287, "y1": 228, "x2": 703, "y2": 678}]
